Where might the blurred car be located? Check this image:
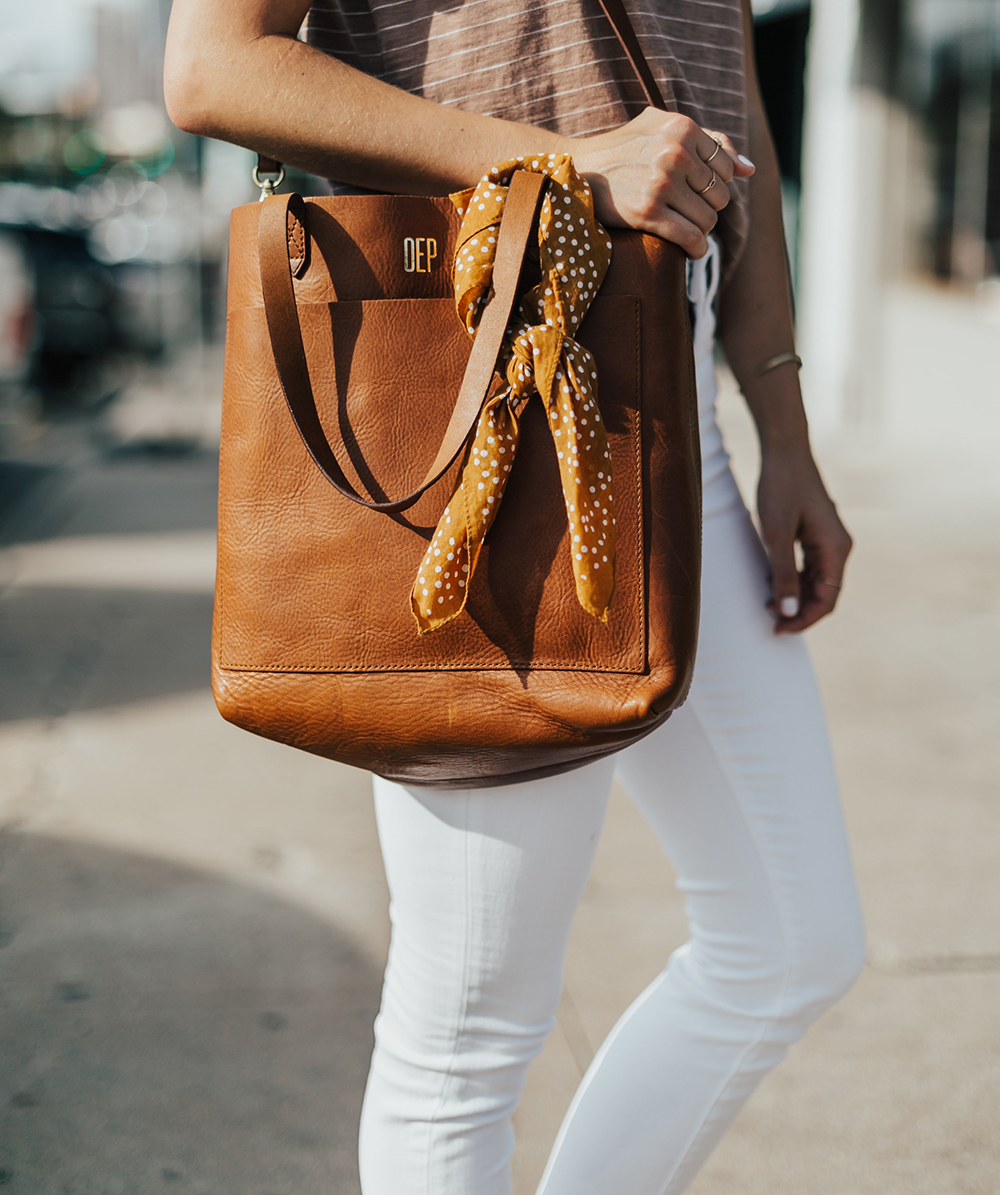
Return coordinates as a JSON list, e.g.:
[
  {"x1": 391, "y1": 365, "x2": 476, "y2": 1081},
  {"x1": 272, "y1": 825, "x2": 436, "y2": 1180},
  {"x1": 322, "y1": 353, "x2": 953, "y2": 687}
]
[
  {"x1": 0, "y1": 230, "x2": 35, "y2": 413},
  {"x1": 23, "y1": 227, "x2": 118, "y2": 411}
]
